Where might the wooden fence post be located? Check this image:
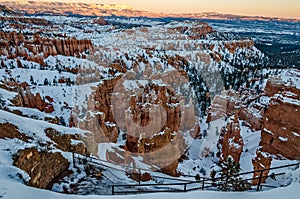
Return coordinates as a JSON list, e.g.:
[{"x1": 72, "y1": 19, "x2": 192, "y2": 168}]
[
  {"x1": 184, "y1": 184, "x2": 187, "y2": 192},
  {"x1": 72, "y1": 152, "x2": 76, "y2": 168},
  {"x1": 256, "y1": 170, "x2": 264, "y2": 191},
  {"x1": 112, "y1": 185, "x2": 115, "y2": 195},
  {"x1": 202, "y1": 178, "x2": 205, "y2": 190},
  {"x1": 138, "y1": 169, "x2": 141, "y2": 185}
]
